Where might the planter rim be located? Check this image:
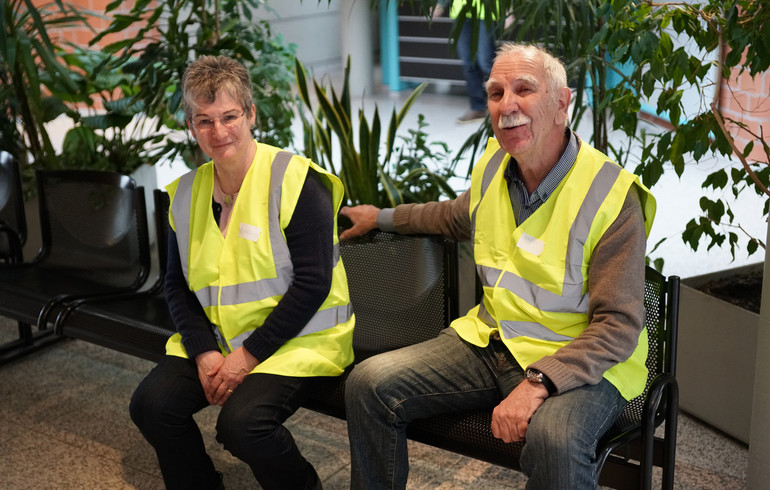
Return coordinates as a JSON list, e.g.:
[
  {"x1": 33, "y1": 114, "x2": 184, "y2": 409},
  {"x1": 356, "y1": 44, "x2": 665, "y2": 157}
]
[{"x1": 681, "y1": 261, "x2": 763, "y2": 289}]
